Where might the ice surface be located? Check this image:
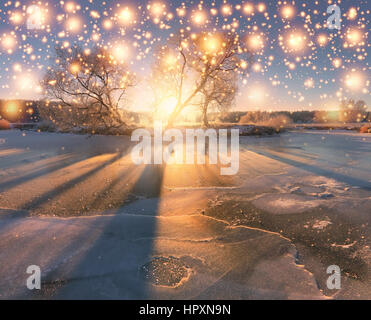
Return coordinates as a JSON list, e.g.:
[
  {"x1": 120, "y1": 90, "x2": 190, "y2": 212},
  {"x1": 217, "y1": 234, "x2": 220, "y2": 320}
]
[{"x1": 0, "y1": 129, "x2": 370, "y2": 299}]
